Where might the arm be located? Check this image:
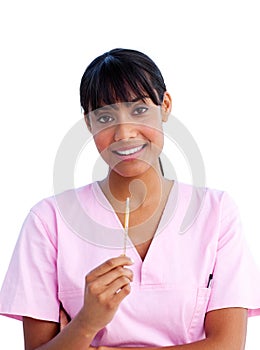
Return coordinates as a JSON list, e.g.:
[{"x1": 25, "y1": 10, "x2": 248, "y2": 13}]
[
  {"x1": 23, "y1": 312, "x2": 96, "y2": 350},
  {"x1": 23, "y1": 256, "x2": 134, "y2": 350},
  {"x1": 98, "y1": 307, "x2": 247, "y2": 350}
]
